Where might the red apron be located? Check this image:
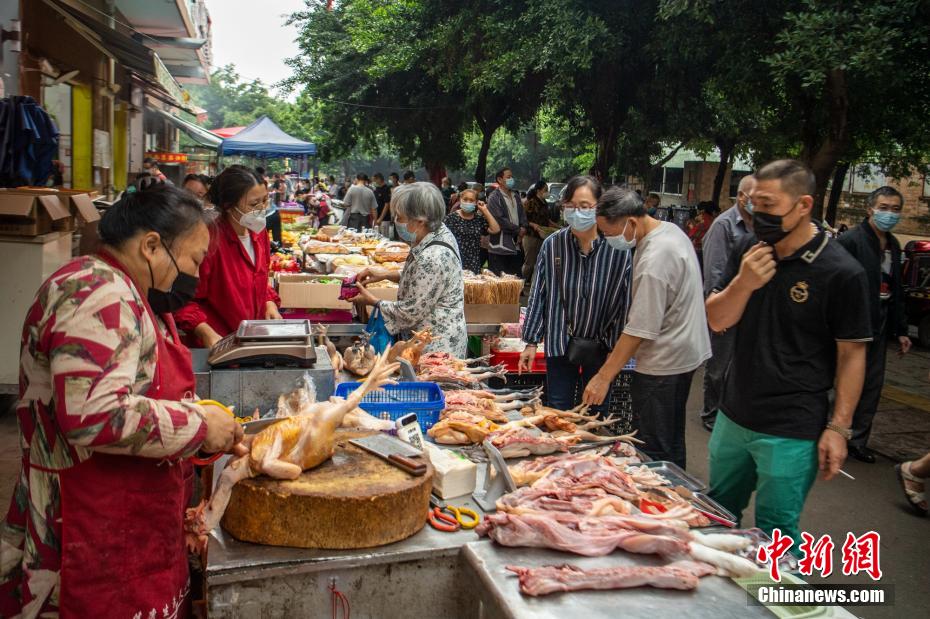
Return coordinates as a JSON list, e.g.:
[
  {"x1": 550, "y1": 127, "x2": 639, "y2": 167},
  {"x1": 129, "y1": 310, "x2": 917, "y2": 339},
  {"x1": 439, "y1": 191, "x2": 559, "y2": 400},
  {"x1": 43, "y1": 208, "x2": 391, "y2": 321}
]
[{"x1": 58, "y1": 252, "x2": 198, "y2": 618}]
